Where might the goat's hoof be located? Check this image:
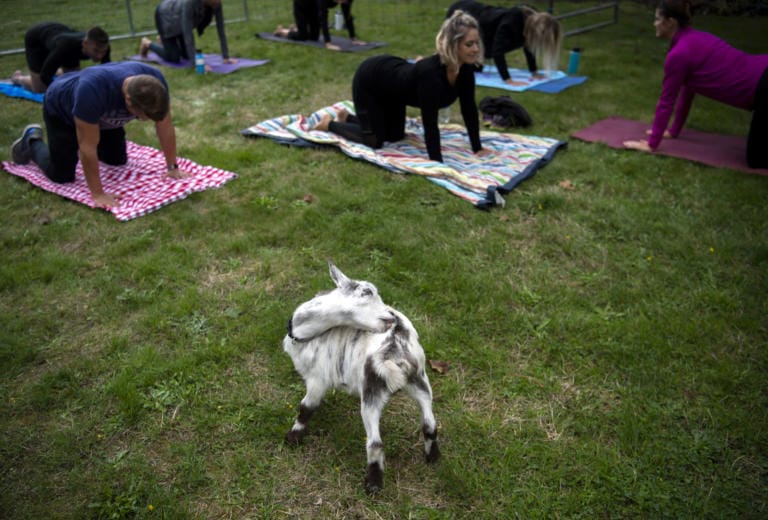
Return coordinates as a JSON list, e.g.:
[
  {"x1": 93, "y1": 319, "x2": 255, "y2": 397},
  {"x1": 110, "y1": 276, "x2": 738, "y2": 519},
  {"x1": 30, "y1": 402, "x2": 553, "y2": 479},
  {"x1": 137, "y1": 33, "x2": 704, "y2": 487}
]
[
  {"x1": 364, "y1": 463, "x2": 384, "y2": 494},
  {"x1": 285, "y1": 429, "x2": 304, "y2": 445},
  {"x1": 426, "y1": 442, "x2": 441, "y2": 463}
]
